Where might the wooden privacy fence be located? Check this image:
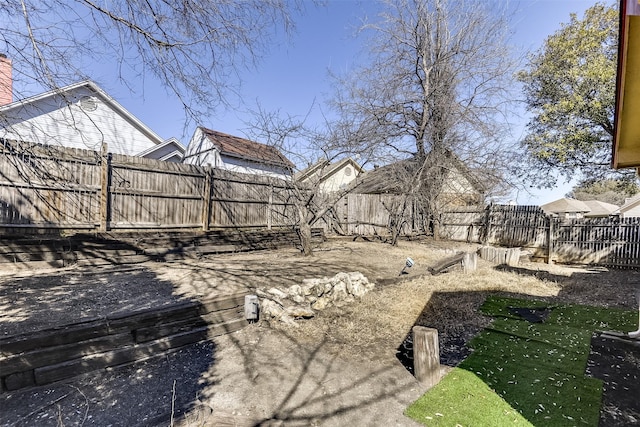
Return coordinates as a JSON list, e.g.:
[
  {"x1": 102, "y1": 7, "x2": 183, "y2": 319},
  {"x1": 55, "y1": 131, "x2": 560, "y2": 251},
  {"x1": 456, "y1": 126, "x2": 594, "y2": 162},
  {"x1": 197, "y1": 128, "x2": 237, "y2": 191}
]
[
  {"x1": 442, "y1": 204, "x2": 640, "y2": 268},
  {"x1": 322, "y1": 193, "x2": 425, "y2": 236},
  {"x1": 440, "y1": 204, "x2": 549, "y2": 248},
  {"x1": 4, "y1": 139, "x2": 640, "y2": 268},
  {"x1": 0, "y1": 139, "x2": 297, "y2": 233},
  {"x1": 0, "y1": 139, "x2": 424, "y2": 236},
  {"x1": 554, "y1": 217, "x2": 640, "y2": 268}
]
